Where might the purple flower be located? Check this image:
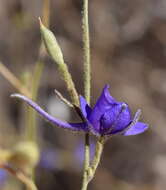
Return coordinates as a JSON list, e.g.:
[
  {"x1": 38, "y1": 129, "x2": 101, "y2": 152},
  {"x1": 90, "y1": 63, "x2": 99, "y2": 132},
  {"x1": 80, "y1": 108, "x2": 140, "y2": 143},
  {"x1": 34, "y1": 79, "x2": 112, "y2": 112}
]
[{"x1": 11, "y1": 85, "x2": 148, "y2": 137}]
